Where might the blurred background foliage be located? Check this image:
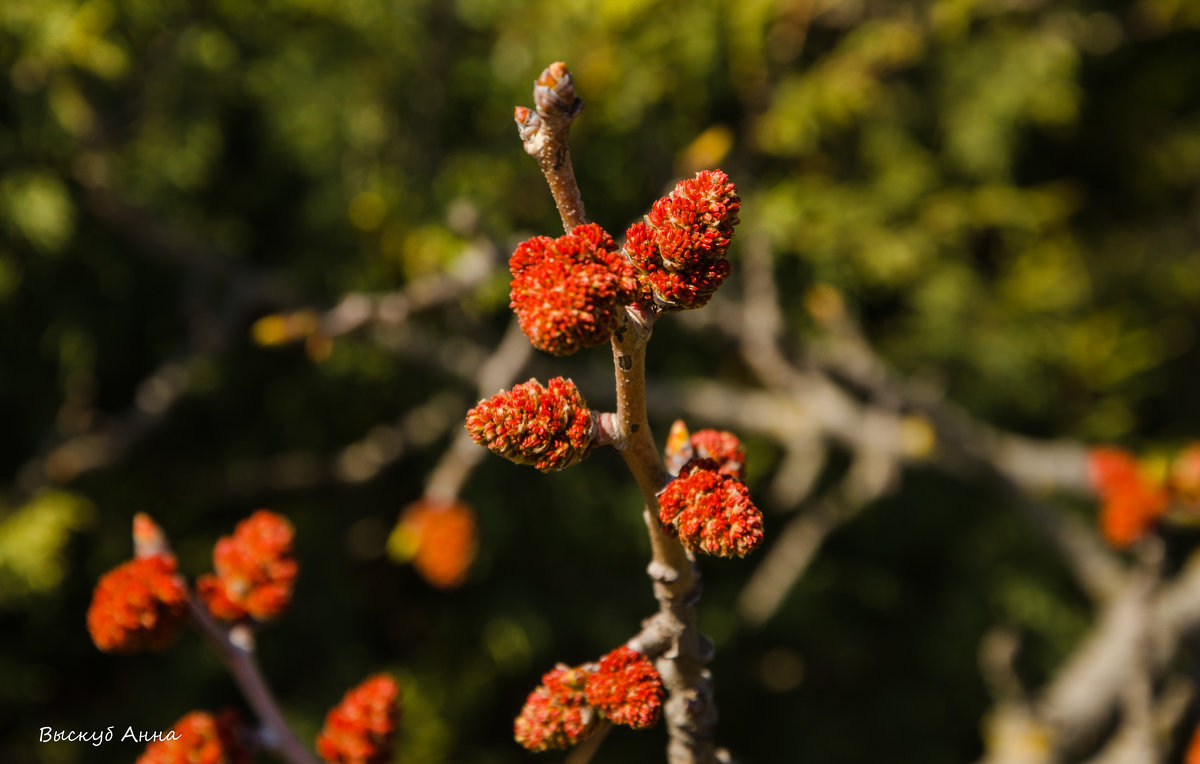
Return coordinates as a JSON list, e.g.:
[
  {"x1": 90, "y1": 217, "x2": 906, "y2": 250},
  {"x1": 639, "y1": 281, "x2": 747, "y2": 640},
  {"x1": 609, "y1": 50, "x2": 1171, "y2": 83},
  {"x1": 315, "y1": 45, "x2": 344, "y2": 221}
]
[{"x1": 2, "y1": 0, "x2": 1200, "y2": 762}]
